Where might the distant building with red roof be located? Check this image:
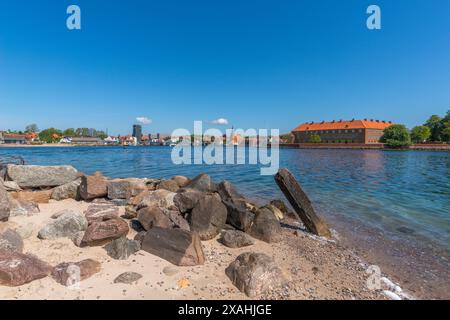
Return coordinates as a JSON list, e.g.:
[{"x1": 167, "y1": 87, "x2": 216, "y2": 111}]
[{"x1": 292, "y1": 119, "x2": 393, "y2": 144}]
